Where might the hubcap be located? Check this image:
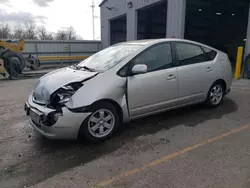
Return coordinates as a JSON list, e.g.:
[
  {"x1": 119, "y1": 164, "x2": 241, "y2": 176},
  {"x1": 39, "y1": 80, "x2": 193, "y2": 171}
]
[
  {"x1": 210, "y1": 85, "x2": 223, "y2": 105},
  {"x1": 88, "y1": 109, "x2": 115, "y2": 138}
]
